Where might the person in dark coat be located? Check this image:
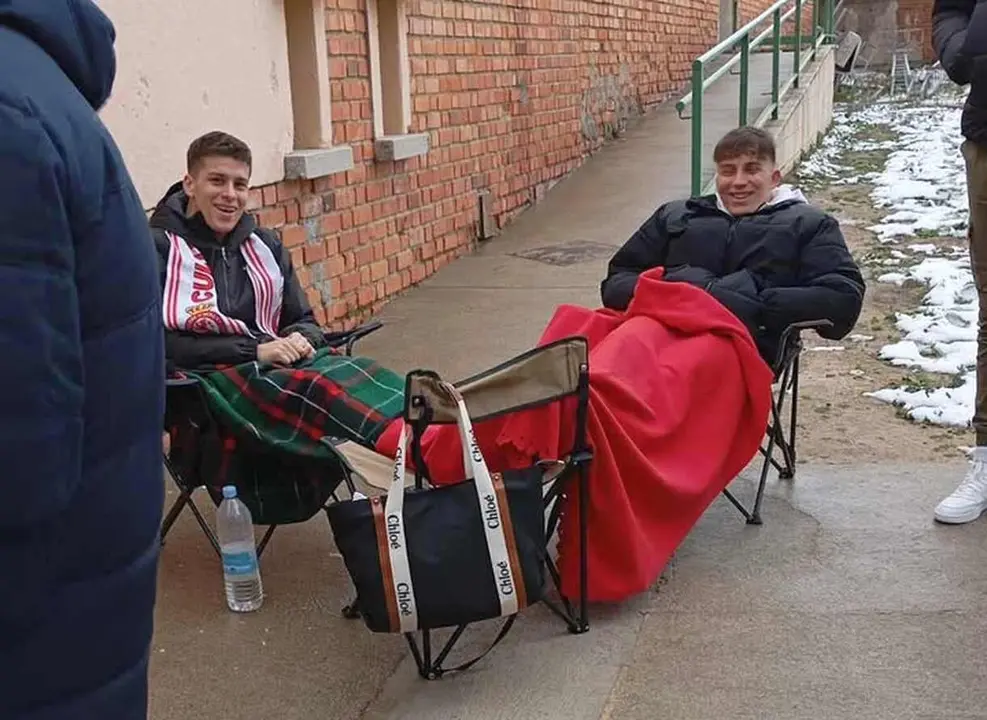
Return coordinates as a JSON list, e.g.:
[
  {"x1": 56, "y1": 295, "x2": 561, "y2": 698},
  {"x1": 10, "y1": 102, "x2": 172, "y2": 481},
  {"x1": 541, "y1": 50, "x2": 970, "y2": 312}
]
[
  {"x1": 932, "y1": 0, "x2": 987, "y2": 523},
  {"x1": 601, "y1": 126, "x2": 865, "y2": 366},
  {"x1": 150, "y1": 131, "x2": 326, "y2": 371},
  {"x1": 0, "y1": 1, "x2": 165, "y2": 719}
]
